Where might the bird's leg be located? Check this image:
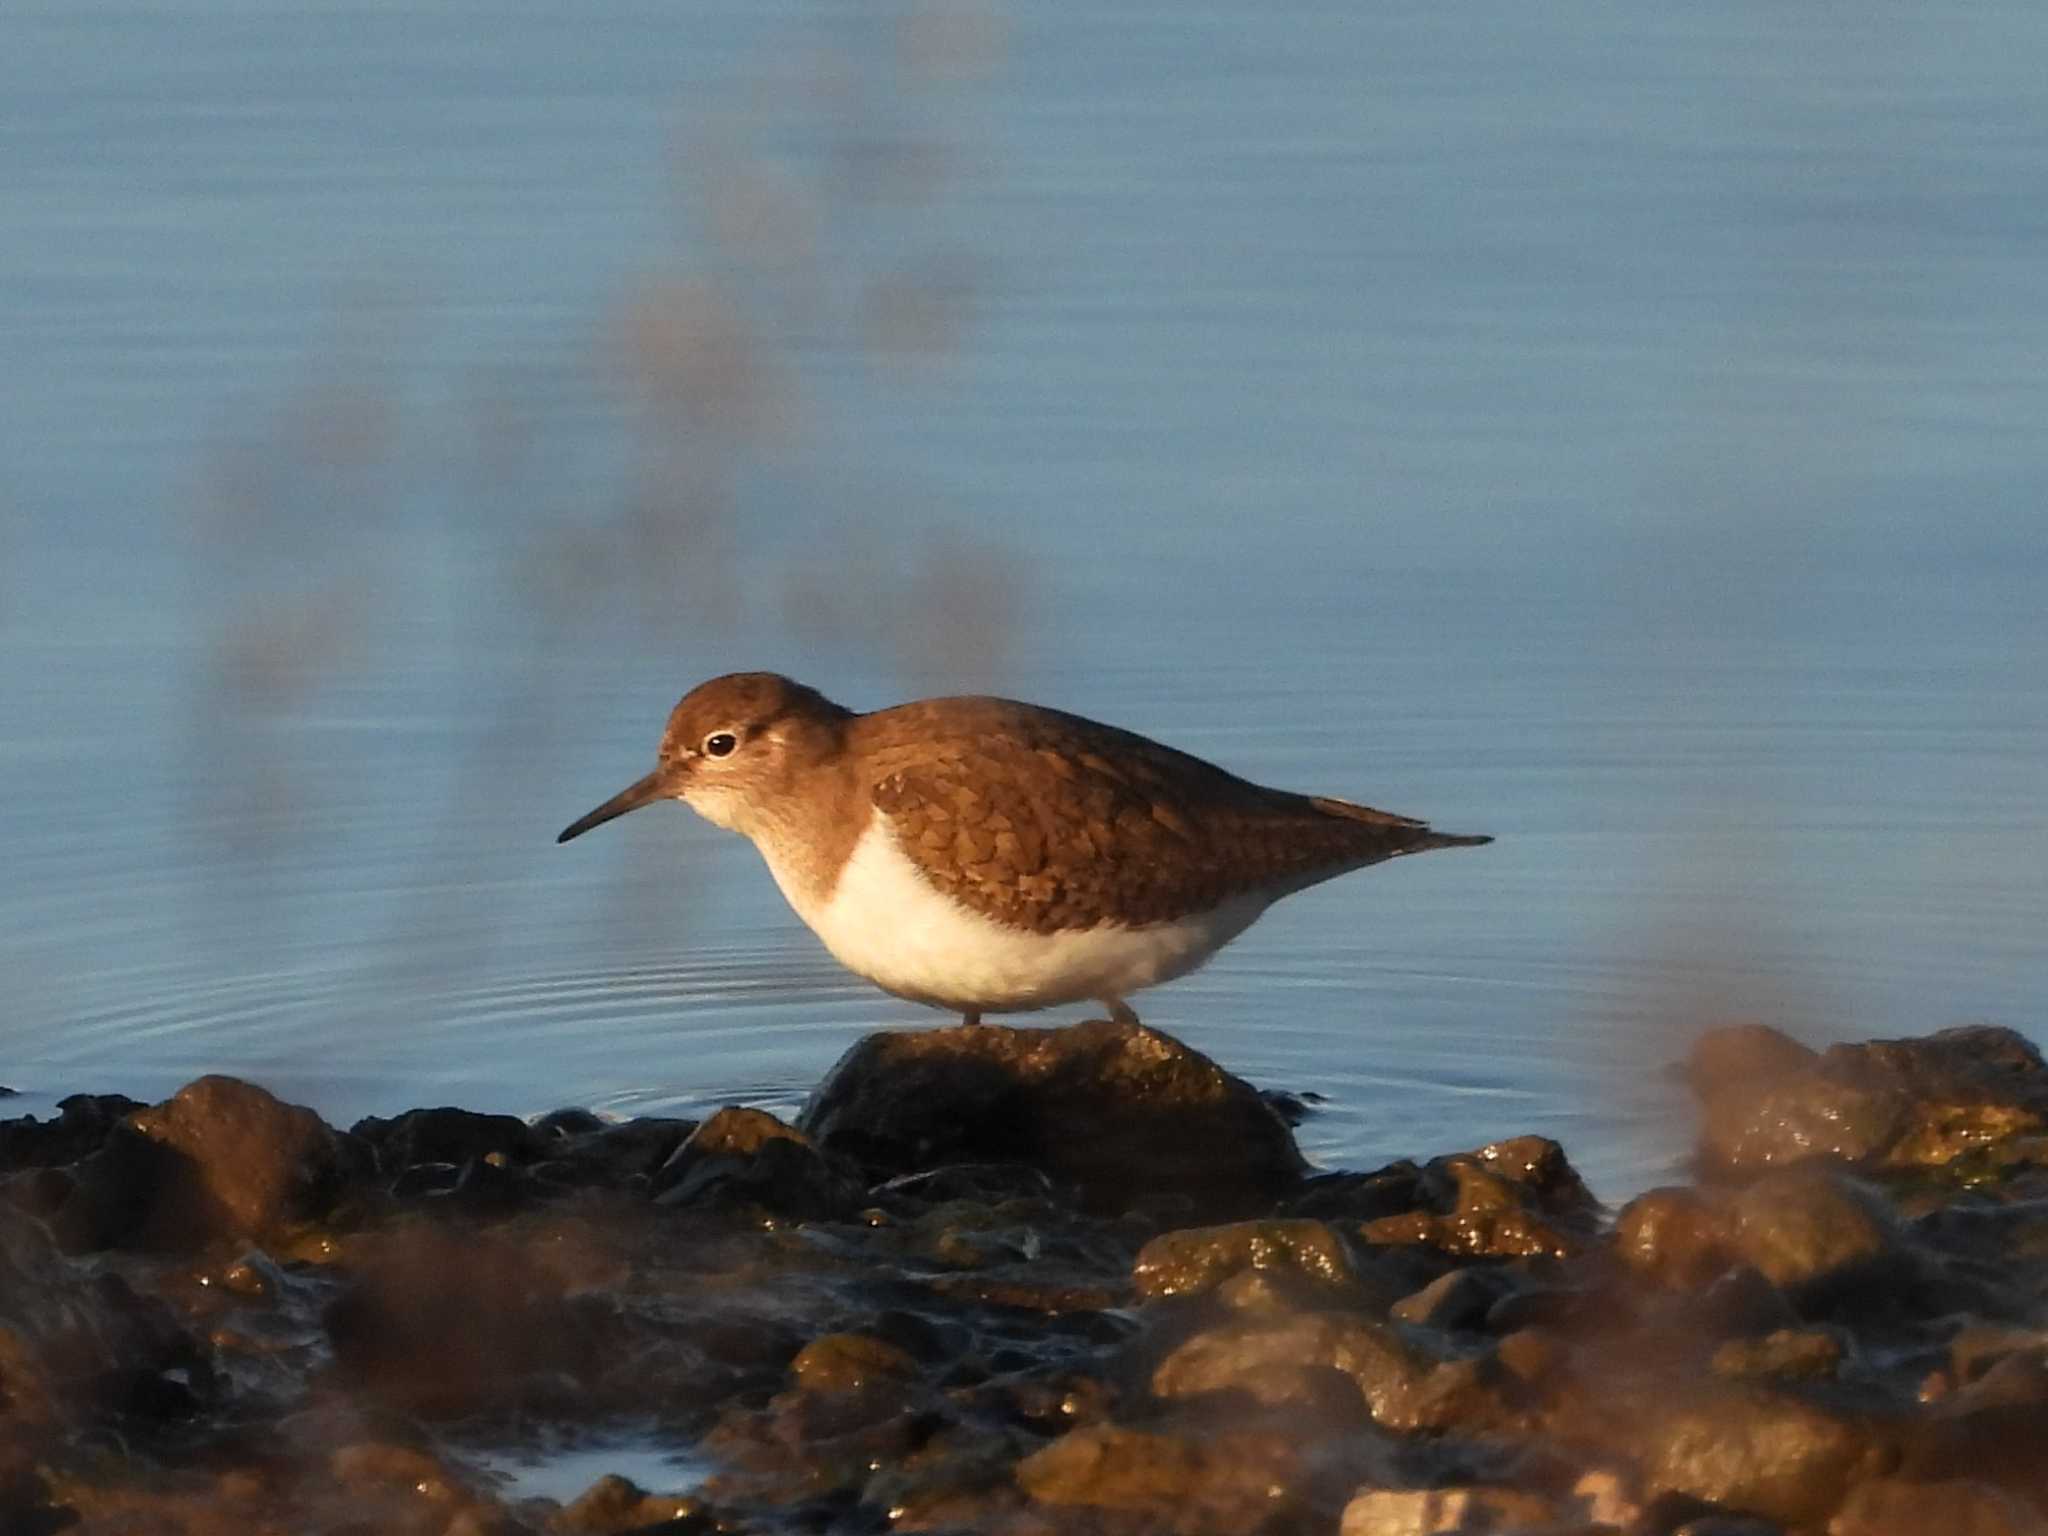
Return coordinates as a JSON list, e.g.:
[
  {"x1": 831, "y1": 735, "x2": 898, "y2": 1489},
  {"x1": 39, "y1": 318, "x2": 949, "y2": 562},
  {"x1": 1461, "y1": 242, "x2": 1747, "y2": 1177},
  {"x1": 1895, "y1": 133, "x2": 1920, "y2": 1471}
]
[
  {"x1": 960, "y1": 1009, "x2": 982, "y2": 1027},
  {"x1": 1104, "y1": 998, "x2": 1141, "y2": 1027}
]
